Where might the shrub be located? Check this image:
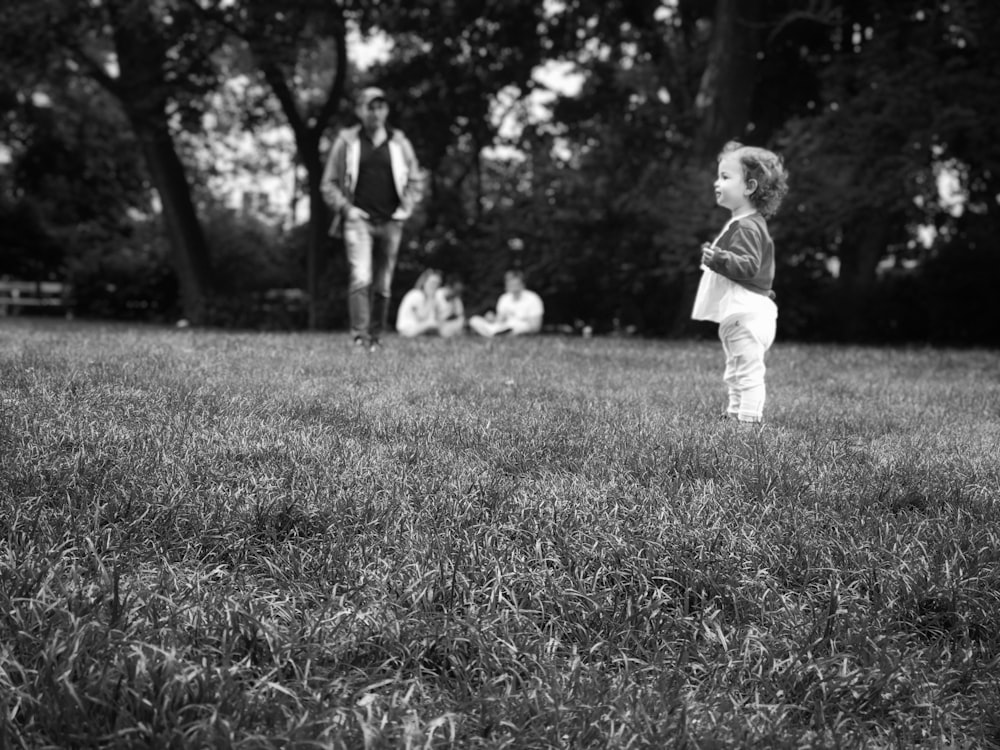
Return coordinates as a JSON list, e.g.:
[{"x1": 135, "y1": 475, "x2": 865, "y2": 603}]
[{"x1": 65, "y1": 221, "x2": 179, "y2": 321}]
